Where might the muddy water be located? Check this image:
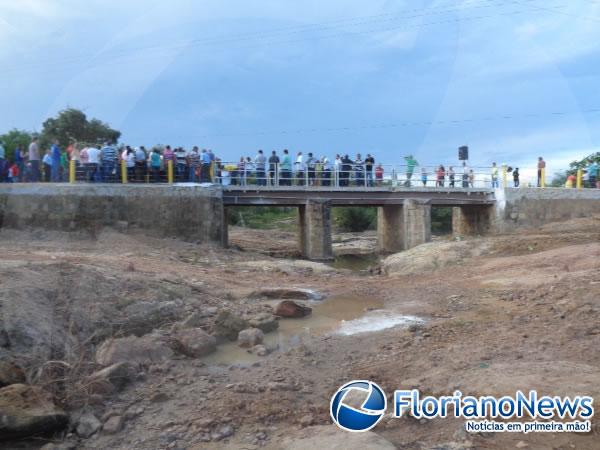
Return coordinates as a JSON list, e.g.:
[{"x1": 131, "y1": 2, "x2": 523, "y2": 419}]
[
  {"x1": 330, "y1": 254, "x2": 380, "y2": 271},
  {"x1": 203, "y1": 294, "x2": 423, "y2": 365}
]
